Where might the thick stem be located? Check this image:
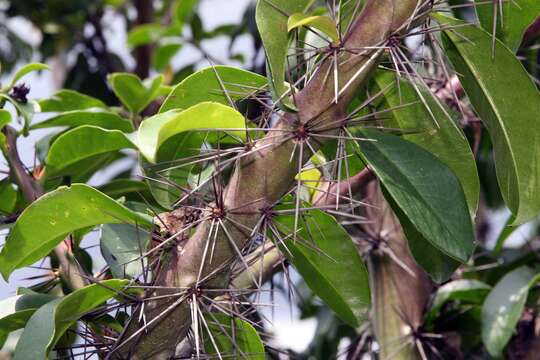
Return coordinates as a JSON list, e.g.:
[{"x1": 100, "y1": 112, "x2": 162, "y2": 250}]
[{"x1": 114, "y1": 1, "x2": 426, "y2": 357}]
